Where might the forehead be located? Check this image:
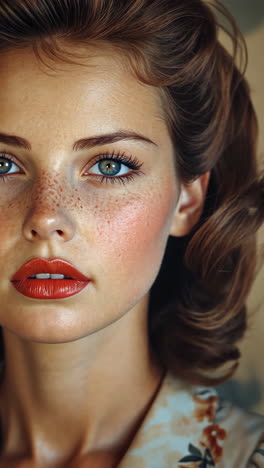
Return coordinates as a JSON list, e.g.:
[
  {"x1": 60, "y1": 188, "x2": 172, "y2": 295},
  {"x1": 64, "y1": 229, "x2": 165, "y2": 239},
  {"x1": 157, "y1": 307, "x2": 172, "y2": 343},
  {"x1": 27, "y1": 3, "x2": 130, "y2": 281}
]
[{"x1": 0, "y1": 46, "x2": 168, "y2": 145}]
